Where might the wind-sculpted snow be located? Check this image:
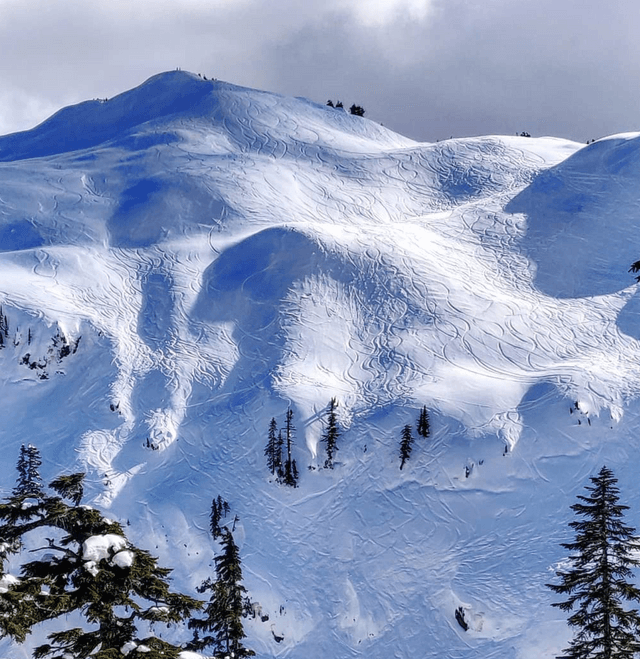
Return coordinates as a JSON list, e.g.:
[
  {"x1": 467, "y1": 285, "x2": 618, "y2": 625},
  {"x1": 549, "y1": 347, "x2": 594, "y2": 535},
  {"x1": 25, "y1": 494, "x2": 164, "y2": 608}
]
[
  {"x1": 508, "y1": 132, "x2": 640, "y2": 298},
  {"x1": 1, "y1": 71, "x2": 640, "y2": 657}
]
